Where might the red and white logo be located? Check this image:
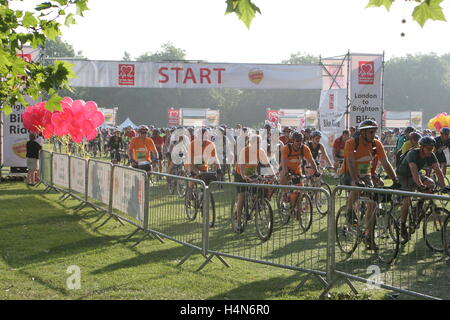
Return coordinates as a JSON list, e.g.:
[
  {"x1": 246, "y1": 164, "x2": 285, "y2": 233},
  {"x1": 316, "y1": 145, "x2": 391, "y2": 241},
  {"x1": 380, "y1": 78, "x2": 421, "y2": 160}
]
[
  {"x1": 266, "y1": 110, "x2": 279, "y2": 123},
  {"x1": 17, "y1": 54, "x2": 32, "y2": 62},
  {"x1": 168, "y1": 108, "x2": 180, "y2": 126},
  {"x1": 329, "y1": 93, "x2": 335, "y2": 109},
  {"x1": 358, "y1": 61, "x2": 374, "y2": 85},
  {"x1": 119, "y1": 64, "x2": 135, "y2": 86}
]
